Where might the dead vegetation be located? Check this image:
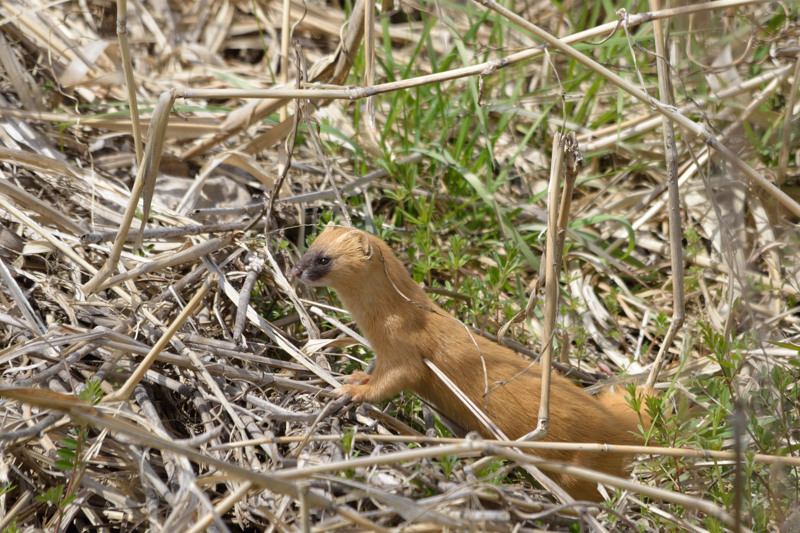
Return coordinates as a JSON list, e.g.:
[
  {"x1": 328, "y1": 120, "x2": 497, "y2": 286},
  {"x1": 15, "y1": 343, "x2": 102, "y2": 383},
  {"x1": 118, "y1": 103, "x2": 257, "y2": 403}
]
[{"x1": 0, "y1": 0, "x2": 799, "y2": 530}]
